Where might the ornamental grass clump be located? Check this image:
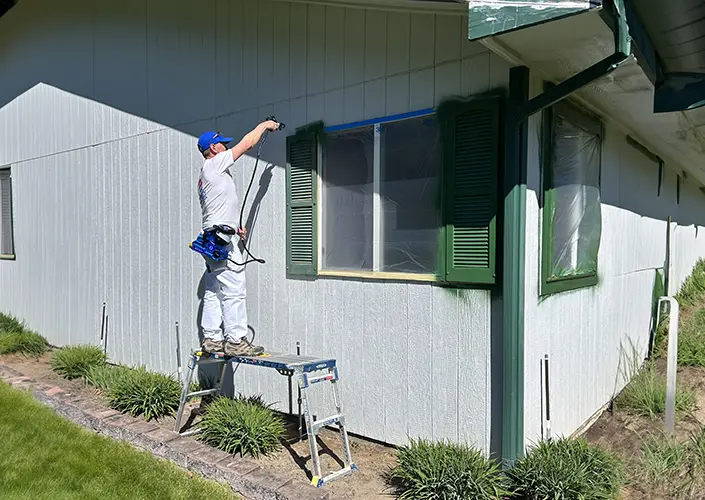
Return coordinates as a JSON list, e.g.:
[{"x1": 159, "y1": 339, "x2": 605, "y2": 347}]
[
  {"x1": 106, "y1": 366, "x2": 181, "y2": 421},
  {"x1": 505, "y1": 437, "x2": 624, "y2": 500},
  {"x1": 389, "y1": 438, "x2": 510, "y2": 500},
  {"x1": 197, "y1": 395, "x2": 284, "y2": 458},
  {"x1": 51, "y1": 345, "x2": 106, "y2": 380}
]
